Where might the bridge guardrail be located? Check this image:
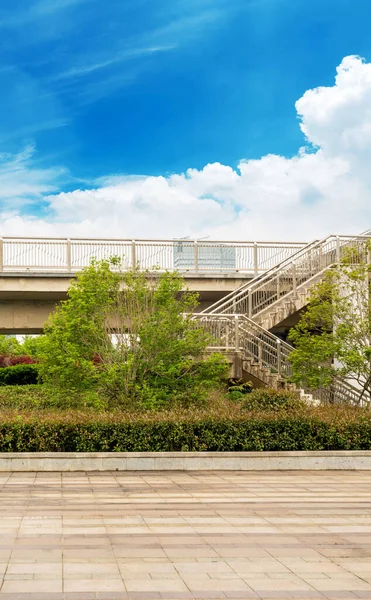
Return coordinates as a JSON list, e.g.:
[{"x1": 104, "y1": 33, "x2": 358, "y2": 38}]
[{"x1": 0, "y1": 237, "x2": 305, "y2": 275}]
